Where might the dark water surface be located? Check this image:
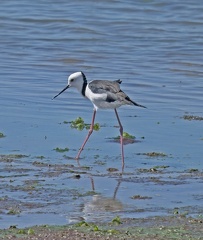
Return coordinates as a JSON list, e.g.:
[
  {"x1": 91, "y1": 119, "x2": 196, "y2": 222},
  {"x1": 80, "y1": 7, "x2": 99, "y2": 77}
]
[{"x1": 0, "y1": 0, "x2": 203, "y2": 228}]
